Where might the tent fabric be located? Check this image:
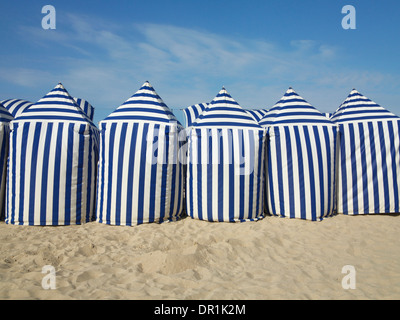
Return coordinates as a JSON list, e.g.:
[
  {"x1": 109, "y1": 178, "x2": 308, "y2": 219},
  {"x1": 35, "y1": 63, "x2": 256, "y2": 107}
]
[
  {"x1": 332, "y1": 89, "x2": 400, "y2": 215},
  {"x1": 96, "y1": 81, "x2": 184, "y2": 226},
  {"x1": 0, "y1": 104, "x2": 13, "y2": 220},
  {"x1": 183, "y1": 104, "x2": 269, "y2": 127},
  {"x1": 1, "y1": 99, "x2": 33, "y2": 118},
  {"x1": 5, "y1": 83, "x2": 99, "y2": 225},
  {"x1": 74, "y1": 97, "x2": 95, "y2": 121},
  {"x1": 183, "y1": 103, "x2": 208, "y2": 127},
  {"x1": 186, "y1": 87, "x2": 266, "y2": 222},
  {"x1": 260, "y1": 88, "x2": 338, "y2": 221},
  {"x1": 245, "y1": 109, "x2": 269, "y2": 122}
]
